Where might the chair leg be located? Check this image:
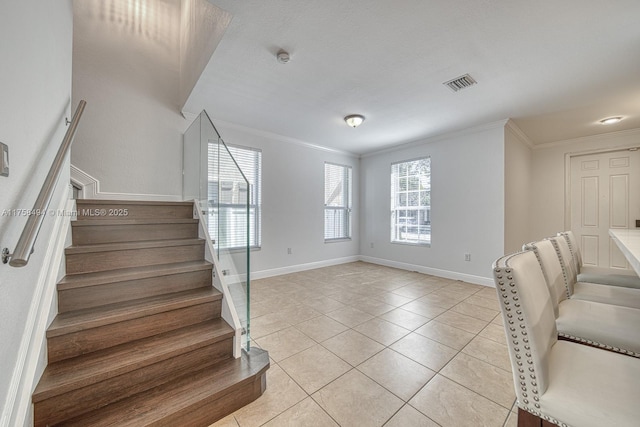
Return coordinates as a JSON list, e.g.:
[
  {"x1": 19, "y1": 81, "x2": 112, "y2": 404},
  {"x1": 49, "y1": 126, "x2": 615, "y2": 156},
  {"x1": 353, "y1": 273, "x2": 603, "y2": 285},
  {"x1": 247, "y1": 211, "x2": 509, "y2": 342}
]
[{"x1": 517, "y1": 408, "x2": 556, "y2": 427}]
